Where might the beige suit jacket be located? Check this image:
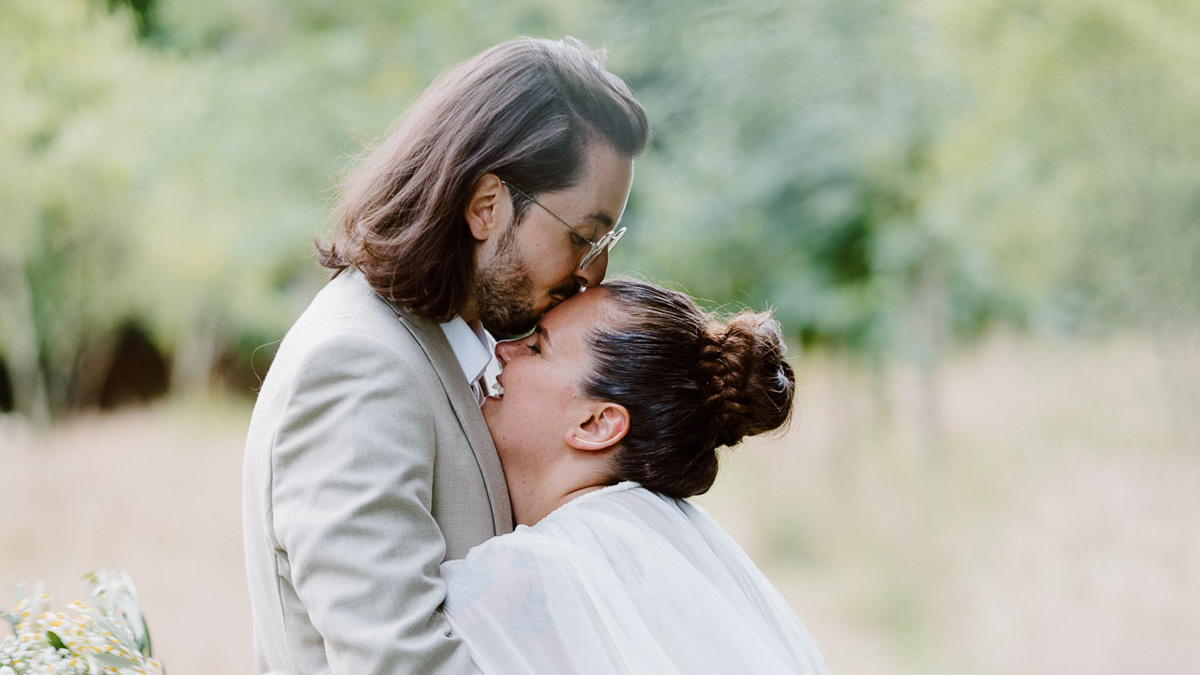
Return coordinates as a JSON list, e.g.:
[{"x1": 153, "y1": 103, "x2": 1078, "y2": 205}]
[{"x1": 243, "y1": 268, "x2": 512, "y2": 675}]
